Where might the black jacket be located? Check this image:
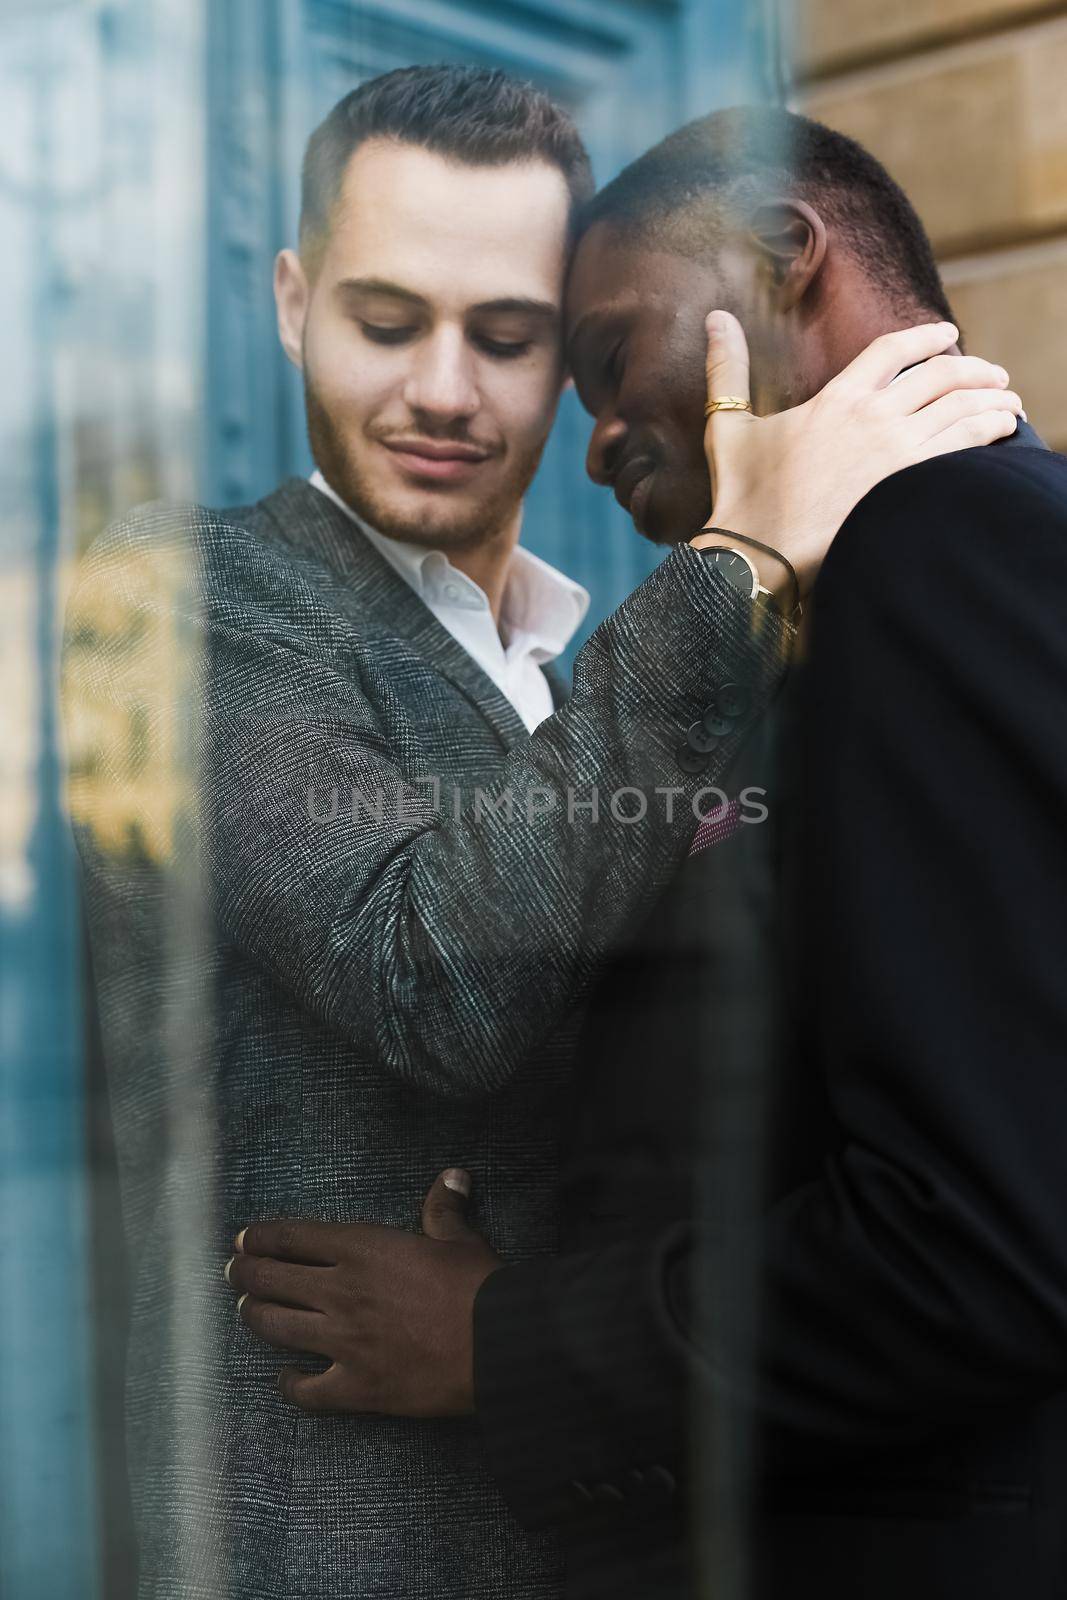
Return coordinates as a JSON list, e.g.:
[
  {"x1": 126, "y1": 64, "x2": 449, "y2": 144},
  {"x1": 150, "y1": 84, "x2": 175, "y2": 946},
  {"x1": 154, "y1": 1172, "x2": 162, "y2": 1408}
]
[{"x1": 475, "y1": 426, "x2": 1067, "y2": 1598}]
